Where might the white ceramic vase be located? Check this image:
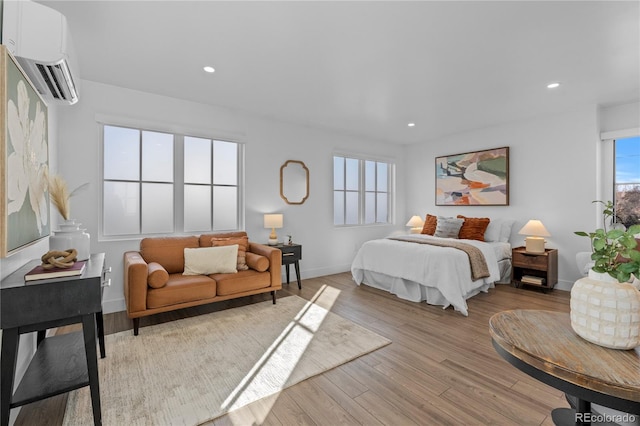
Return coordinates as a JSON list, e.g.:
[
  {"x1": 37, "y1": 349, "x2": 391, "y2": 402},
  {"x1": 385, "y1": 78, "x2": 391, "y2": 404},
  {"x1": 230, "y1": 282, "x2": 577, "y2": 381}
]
[
  {"x1": 49, "y1": 219, "x2": 91, "y2": 261},
  {"x1": 570, "y1": 269, "x2": 640, "y2": 350}
]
